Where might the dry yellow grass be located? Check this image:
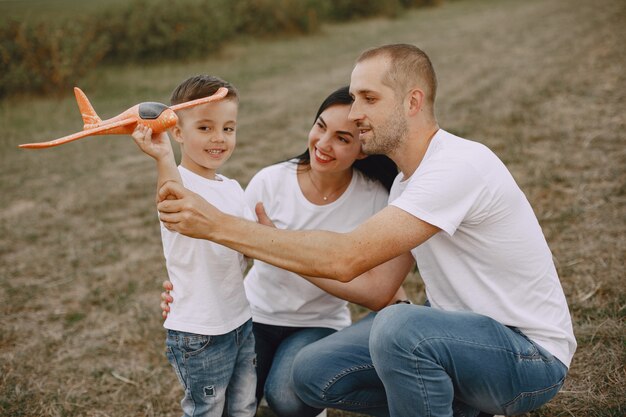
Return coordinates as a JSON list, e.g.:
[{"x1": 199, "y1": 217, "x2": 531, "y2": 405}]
[{"x1": 1, "y1": 0, "x2": 624, "y2": 416}]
